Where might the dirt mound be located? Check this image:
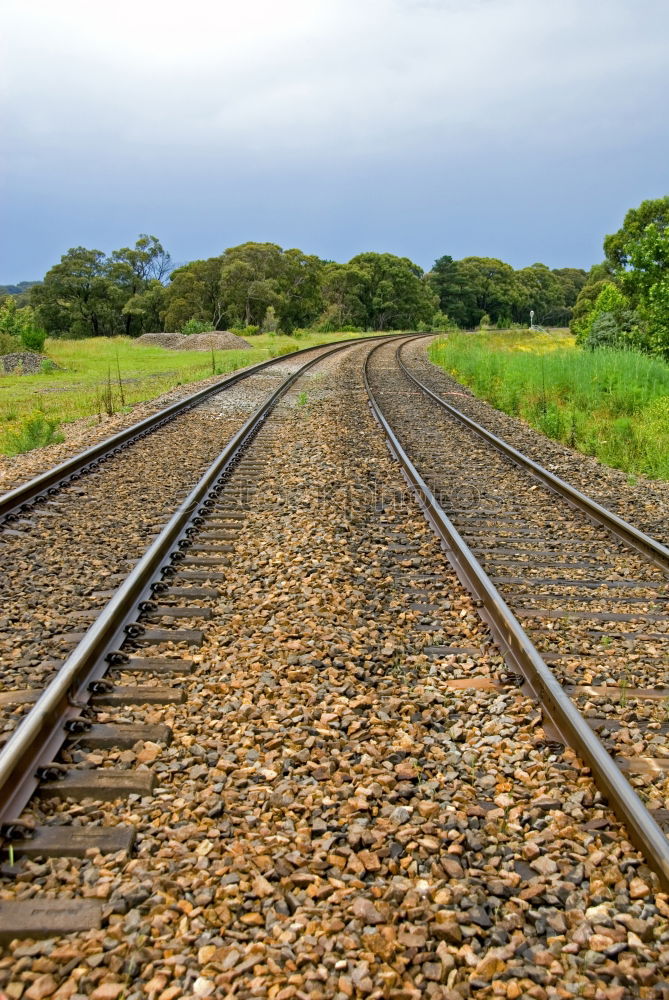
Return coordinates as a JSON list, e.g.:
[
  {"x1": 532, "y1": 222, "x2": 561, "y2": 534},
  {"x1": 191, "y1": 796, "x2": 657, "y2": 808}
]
[
  {"x1": 185, "y1": 331, "x2": 252, "y2": 350},
  {"x1": 136, "y1": 331, "x2": 252, "y2": 351},
  {"x1": 135, "y1": 333, "x2": 190, "y2": 349},
  {"x1": 0, "y1": 352, "x2": 59, "y2": 374}
]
